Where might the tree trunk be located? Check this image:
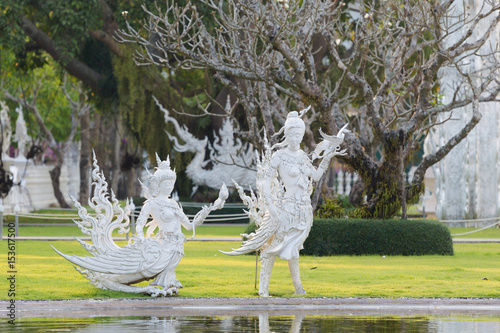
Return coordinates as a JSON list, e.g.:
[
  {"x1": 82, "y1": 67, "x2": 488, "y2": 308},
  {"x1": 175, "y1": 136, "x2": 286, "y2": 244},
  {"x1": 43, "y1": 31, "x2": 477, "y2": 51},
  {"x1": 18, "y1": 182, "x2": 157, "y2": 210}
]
[
  {"x1": 311, "y1": 158, "x2": 333, "y2": 211},
  {"x1": 79, "y1": 111, "x2": 91, "y2": 204},
  {"x1": 110, "y1": 114, "x2": 123, "y2": 194},
  {"x1": 311, "y1": 174, "x2": 326, "y2": 212},
  {"x1": 400, "y1": 145, "x2": 407, "y2": 220},
  {"x1": 349, "y1": 178, "x2": 365, "y2": 207},
  {"x1": 126, "y1": 167, "x2": 136, "y2": 198},
  {"x1": 353, "y1": 145, "x2": 394, "y2": 218},
  {"x1": 90, "y1": 113, "x2": 111, "y2": 181},
  {"x1": 49, "y1": 164, "x2": 70, "y2": 208}
]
